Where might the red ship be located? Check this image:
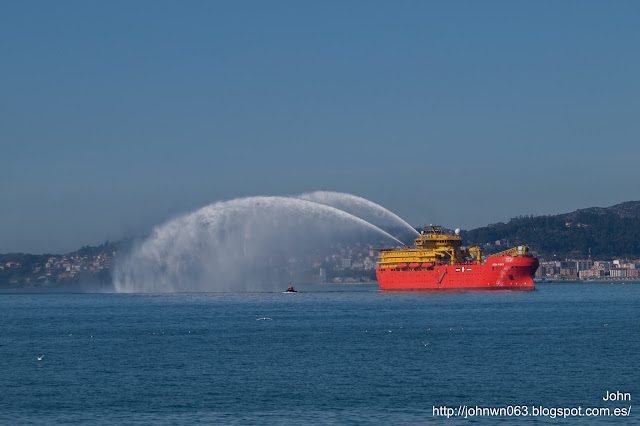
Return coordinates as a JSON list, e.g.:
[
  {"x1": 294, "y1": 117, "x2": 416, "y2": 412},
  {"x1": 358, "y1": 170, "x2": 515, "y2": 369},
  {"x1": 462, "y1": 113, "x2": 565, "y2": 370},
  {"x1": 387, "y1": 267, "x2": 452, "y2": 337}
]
[{"x1": 376, "y1": 225, "x2": 539, "y2": 291}]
